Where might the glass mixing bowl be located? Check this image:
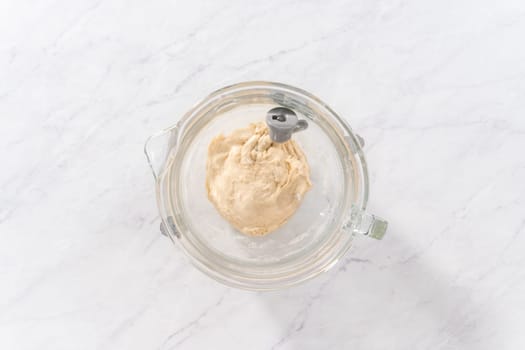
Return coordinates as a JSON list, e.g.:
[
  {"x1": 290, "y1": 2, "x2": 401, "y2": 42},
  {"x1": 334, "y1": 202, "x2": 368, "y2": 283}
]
[{"x1": 145, "y1": 81, "x2": 387, "y2": 290}]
